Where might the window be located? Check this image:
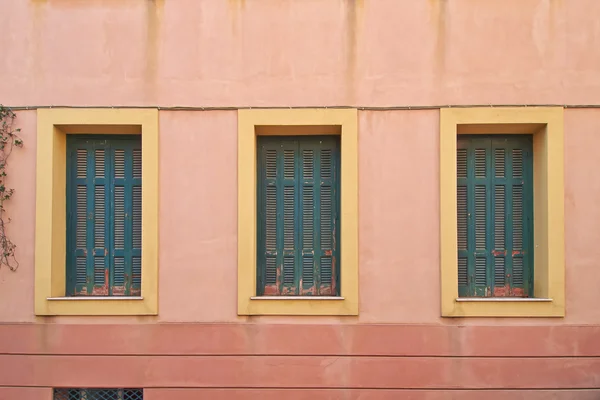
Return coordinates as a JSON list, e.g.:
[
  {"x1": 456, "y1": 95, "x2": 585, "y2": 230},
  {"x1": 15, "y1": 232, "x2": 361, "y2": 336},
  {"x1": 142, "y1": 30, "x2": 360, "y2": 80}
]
[
  {"x1": 35, "y1": 108, "x2": 158, "y2": 316},
  {"x1": 439, "y1": 107, "x2": 565, "y2": 317},
  {"x1": 66, "y1": 136, "x2": 142, "y2": 296},
  {"x1": 54, "y1": 388, "x2": 143, "y2": 400},
  {"x1": 237, "y1": 108, "x2": 358, "y2": 315},
  {"x1": 257, "y1": 136, "x2": 340, "y2": 296},
  {"x1": 457, "y1": 135, "x2": 533, "y2": 298}
]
